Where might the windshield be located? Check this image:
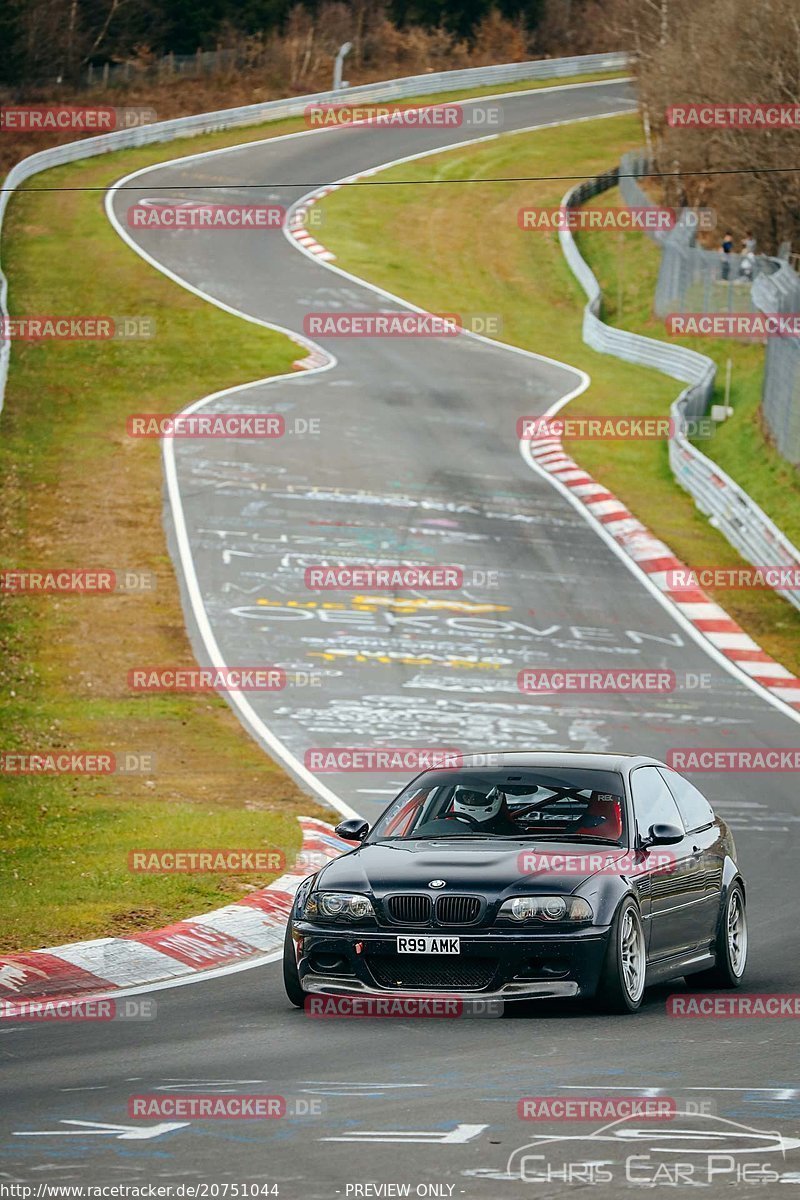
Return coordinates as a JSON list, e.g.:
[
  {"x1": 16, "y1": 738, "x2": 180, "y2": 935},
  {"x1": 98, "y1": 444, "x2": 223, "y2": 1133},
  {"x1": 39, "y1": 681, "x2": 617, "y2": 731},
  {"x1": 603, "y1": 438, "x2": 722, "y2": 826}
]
[{"x1": 367, "y1": 767, "x2": 627, "y2": 844}]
